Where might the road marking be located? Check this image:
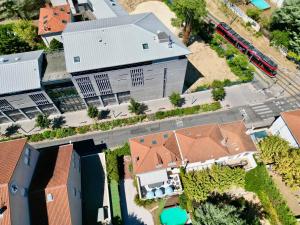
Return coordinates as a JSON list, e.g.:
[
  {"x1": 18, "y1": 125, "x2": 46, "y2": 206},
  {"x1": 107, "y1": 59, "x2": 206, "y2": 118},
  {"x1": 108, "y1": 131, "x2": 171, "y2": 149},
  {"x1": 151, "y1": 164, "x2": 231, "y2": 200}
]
[{"x1": 256, "y1": 110, "x2": 273, "y2": 115}]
